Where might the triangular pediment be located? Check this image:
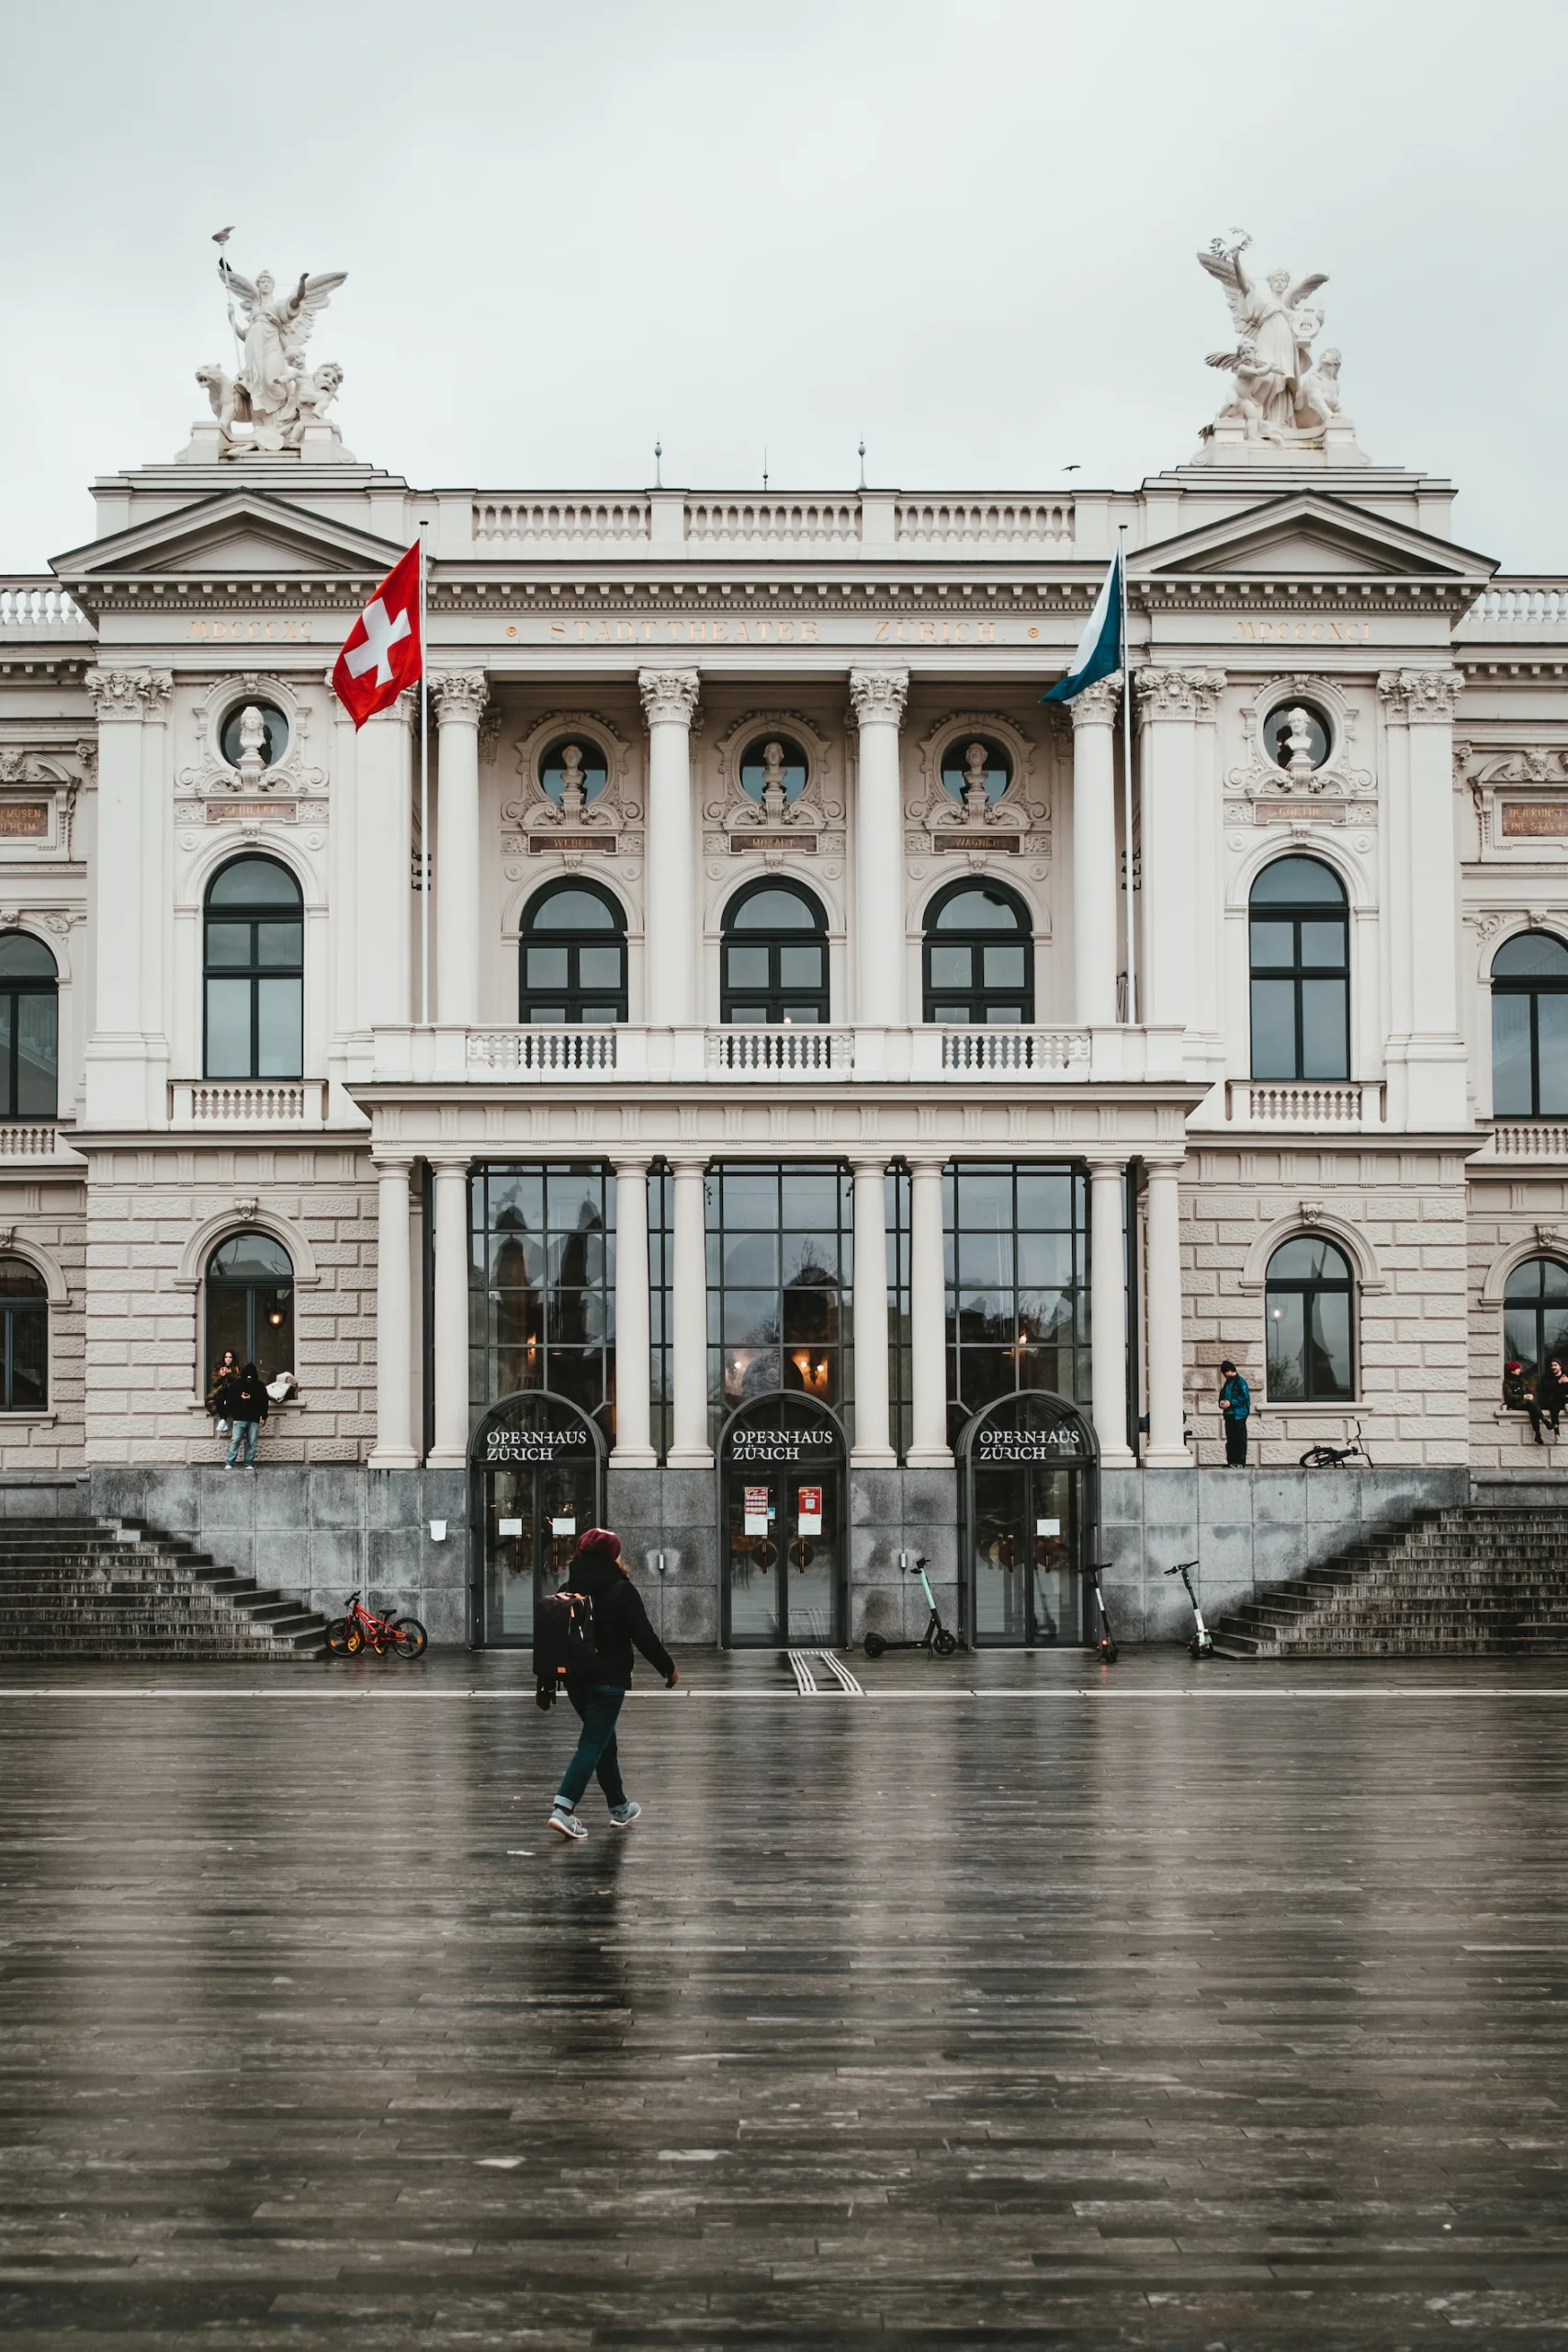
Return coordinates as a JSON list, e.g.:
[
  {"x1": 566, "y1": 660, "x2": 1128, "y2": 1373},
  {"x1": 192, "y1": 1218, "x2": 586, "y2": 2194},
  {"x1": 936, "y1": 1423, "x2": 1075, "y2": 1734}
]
[
  {"x1": 51, "y1": 489, "x2": 405, "y2": 589},
  {"x1": 1136, "y1": 492, "x2": 1495, "y2": 586}
]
